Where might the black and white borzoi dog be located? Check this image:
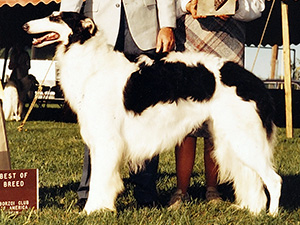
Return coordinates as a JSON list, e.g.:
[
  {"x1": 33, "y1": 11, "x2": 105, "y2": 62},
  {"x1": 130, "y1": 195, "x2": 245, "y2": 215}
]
[
  {"x1": 3, "y1": 74, "x2": 39, "y2": 121},
  {"x1": 23, "y1": 12, "x2": 282, "y2": 215}
]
